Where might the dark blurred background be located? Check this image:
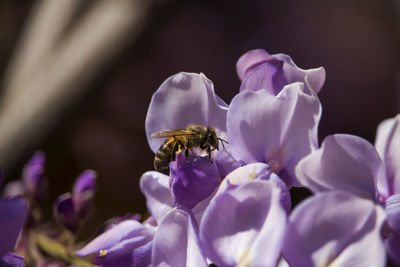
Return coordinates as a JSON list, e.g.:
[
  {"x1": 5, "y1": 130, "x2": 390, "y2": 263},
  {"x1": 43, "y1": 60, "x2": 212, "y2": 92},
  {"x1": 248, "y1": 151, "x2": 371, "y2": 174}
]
[{"x1": 0, "y1": 0, "x2": 399, "y2": 237}]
